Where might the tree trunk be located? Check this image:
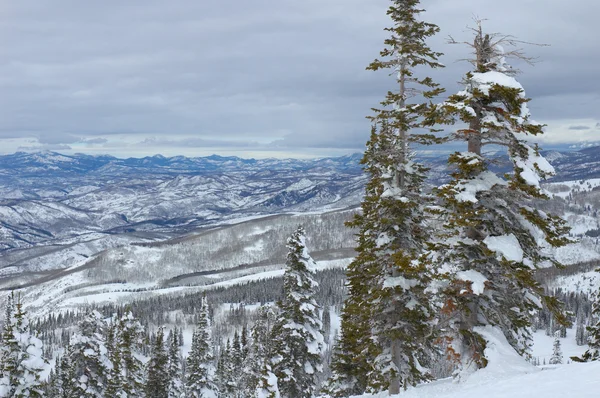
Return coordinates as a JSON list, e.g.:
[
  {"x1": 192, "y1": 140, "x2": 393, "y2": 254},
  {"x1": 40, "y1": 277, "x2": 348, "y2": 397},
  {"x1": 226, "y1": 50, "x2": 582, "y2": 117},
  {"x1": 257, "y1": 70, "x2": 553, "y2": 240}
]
[
  {"x1": 467, "y1": 118, "x2": 482, "y2": 156},
  {"x1": 389, "y1": 339, "x2": 401, "y2": 395}
]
